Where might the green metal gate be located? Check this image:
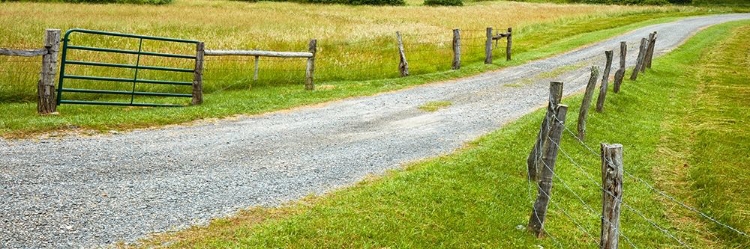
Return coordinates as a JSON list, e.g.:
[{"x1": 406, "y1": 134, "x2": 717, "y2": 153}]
[{"x1": 57, "y1": 29, "x2": 200, "y2": 107}]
